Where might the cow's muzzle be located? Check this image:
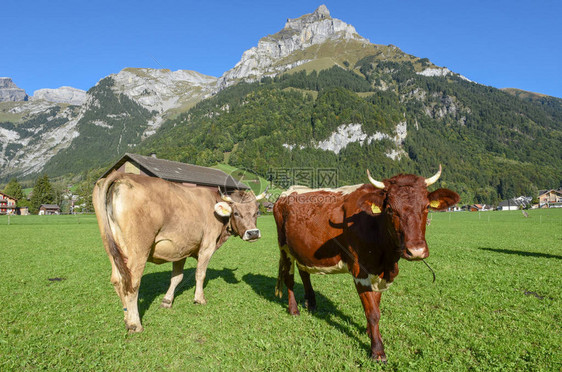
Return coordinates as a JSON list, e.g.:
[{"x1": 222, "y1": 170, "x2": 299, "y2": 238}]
[
  {"x1": 403, "y1": 247, "x2": 429, "y2": 261},
  {"x1": 243, "y1": 229, "x2": 261, "y2": 242}
]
